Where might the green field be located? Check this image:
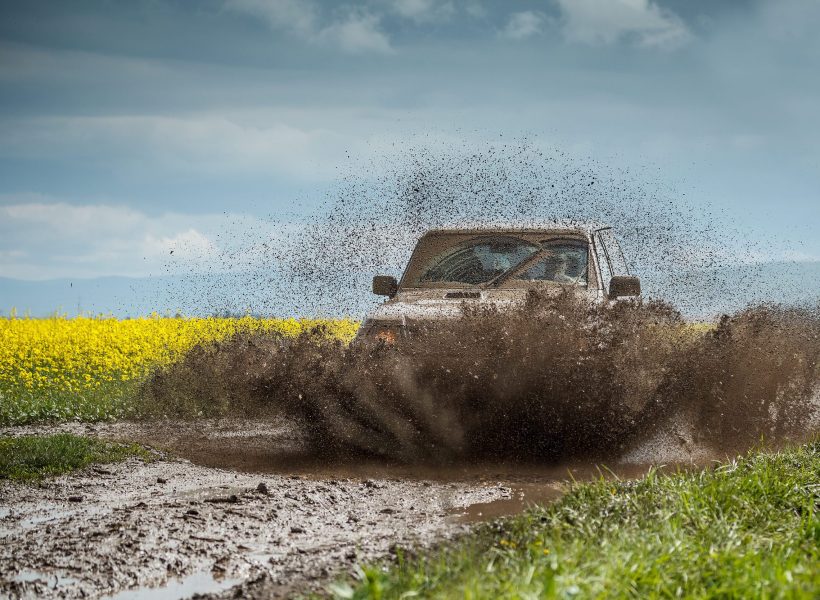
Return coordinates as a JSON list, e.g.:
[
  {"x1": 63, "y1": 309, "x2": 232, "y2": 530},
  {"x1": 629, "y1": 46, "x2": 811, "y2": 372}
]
[
  {"x1": 335, "y1": 442, "x2": 820, "y2": 599},
  {"x1": 0, "y1": 434, "x2": 153, "y2": 481}
]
